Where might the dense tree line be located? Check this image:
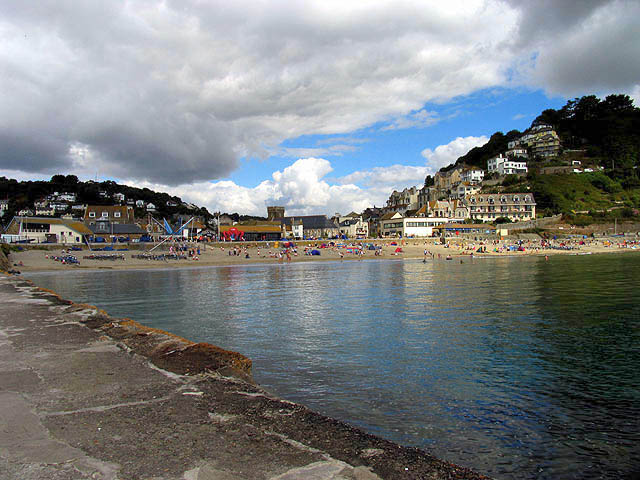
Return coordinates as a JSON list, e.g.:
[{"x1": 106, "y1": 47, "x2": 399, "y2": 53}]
[
  {"x1": 0, "y1": 176, "x2": 214, "y2": 225},
  {"x1": 443, "y1": 94, "x2": 640, "y2": 179},
  {"x1": 533, "y1": 94, "x2": 640, "y2": 176}
]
